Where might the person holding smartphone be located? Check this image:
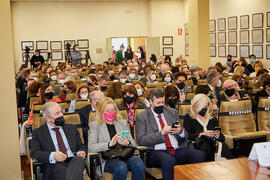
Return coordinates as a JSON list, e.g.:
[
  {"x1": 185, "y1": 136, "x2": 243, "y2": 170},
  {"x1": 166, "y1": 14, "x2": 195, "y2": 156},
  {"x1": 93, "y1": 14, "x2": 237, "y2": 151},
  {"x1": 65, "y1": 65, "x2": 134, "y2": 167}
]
[
  {"x1": 88, "y1": 97, "x2": 144, "y2": 180},
  {"x1": 183, "y1": 94, "x2": 234, "y2": 161}
]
